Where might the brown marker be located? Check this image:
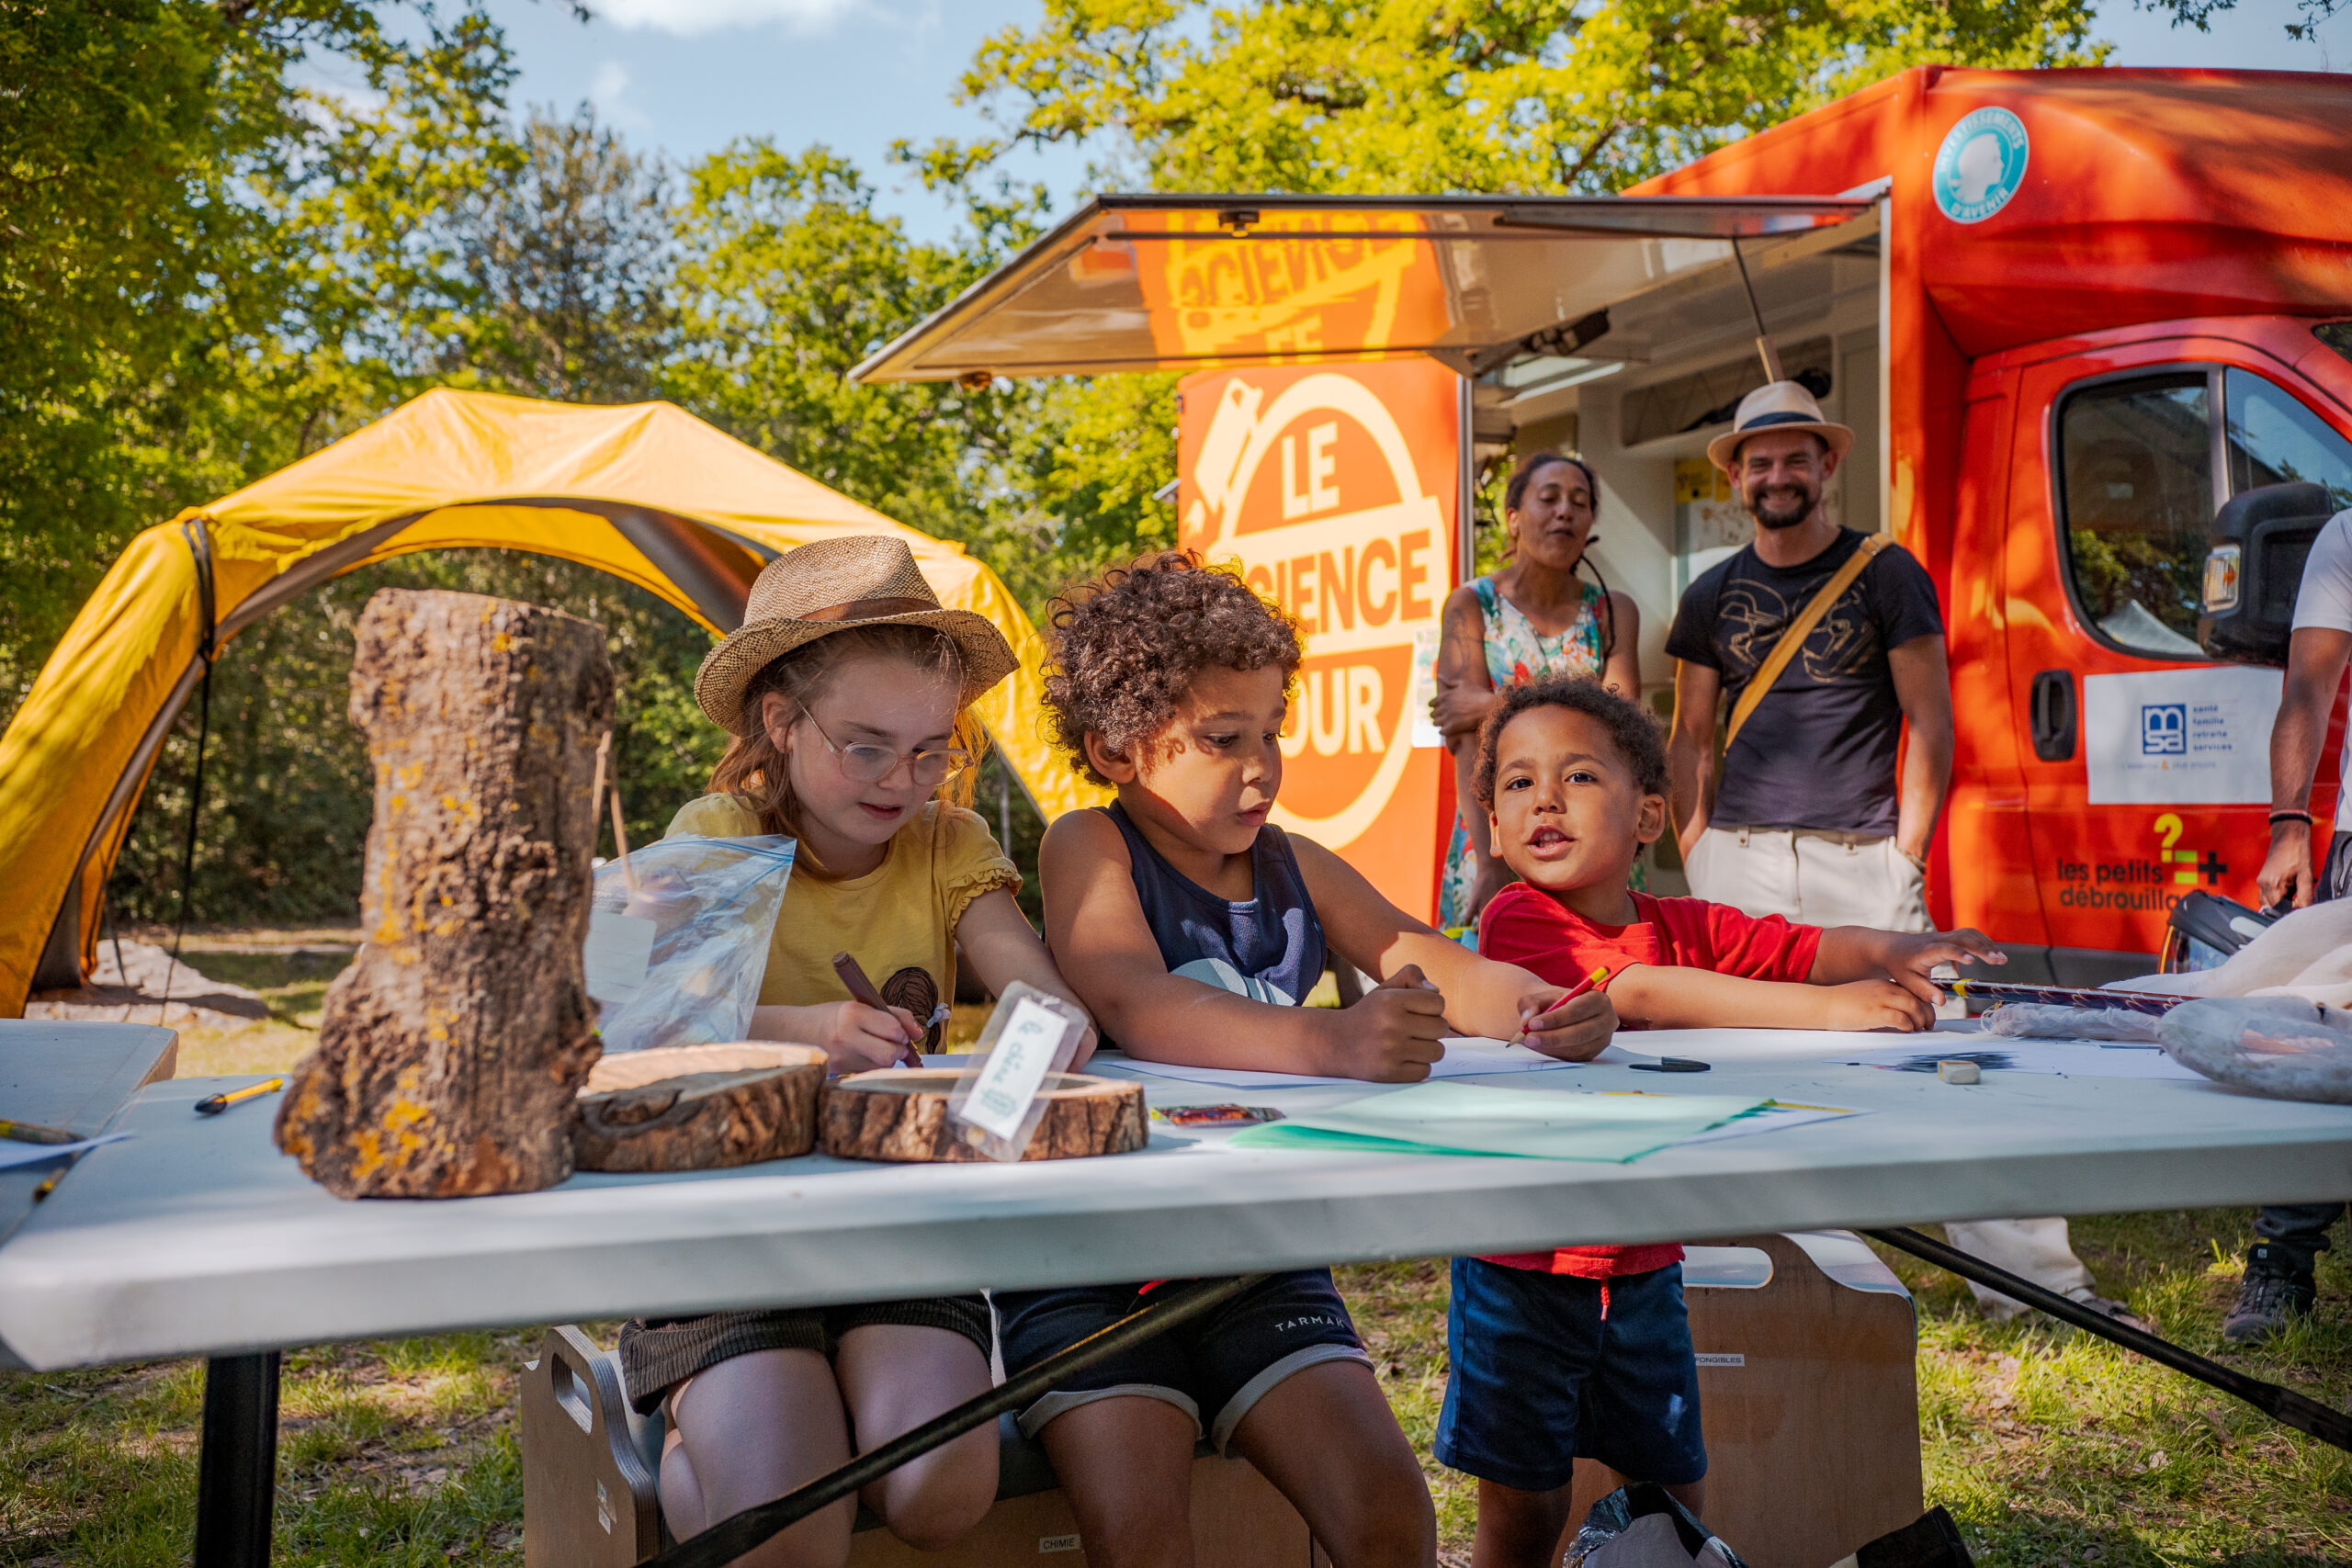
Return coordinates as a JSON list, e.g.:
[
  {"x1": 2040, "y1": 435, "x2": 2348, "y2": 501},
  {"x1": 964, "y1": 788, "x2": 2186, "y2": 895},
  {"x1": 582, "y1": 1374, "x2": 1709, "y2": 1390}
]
[{"x1": 831, "y1": 953, "x2": 922, "y2": 1067}]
